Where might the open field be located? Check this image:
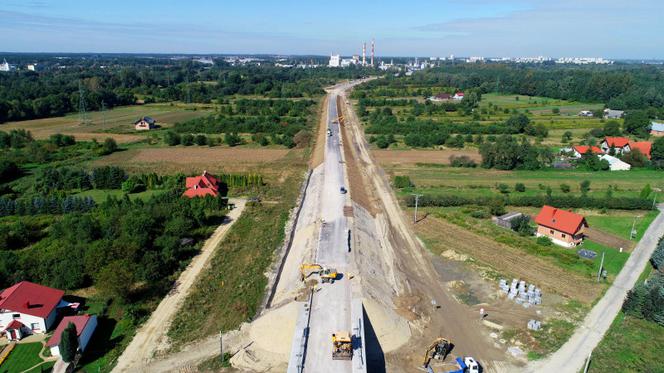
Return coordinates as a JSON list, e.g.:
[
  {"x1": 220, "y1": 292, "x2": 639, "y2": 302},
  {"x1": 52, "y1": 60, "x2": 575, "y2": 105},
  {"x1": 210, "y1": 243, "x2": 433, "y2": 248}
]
[
  {"x1": 590, "y1": 313, "x2": 664, "y2": 372},
  {"x1": 92, "y1": 147, "x2": 295, "y2": 174},
  {"x1": 383, "y1": 164, "x2": 664, "y2": 201},
  {"x1": 373, "y1": 148, "x2": 481, "y2": 165},
  {"x1": 1, "y1": 104, "x2": 213, "y2": 143}
]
